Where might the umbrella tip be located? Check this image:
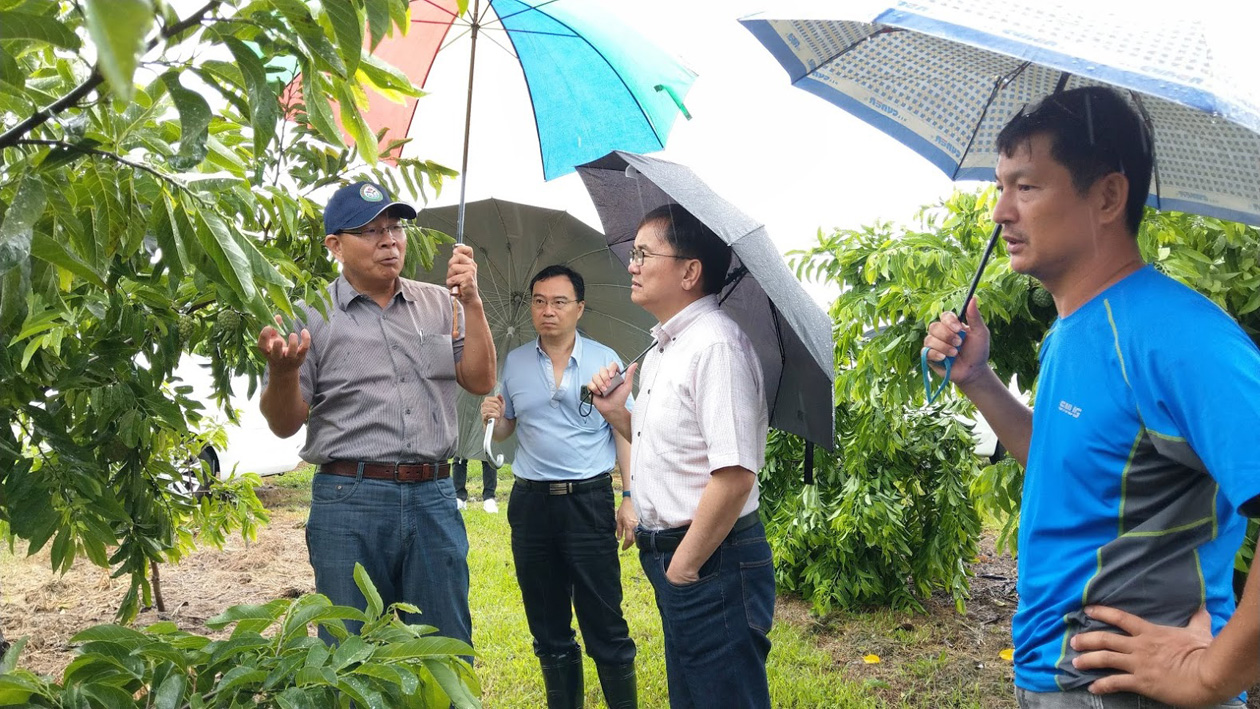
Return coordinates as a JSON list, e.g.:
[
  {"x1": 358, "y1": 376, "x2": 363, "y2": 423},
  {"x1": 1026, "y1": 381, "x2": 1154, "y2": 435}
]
[{"x1": 624, "y1": 165, "x2": 640, "y2": 179}]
